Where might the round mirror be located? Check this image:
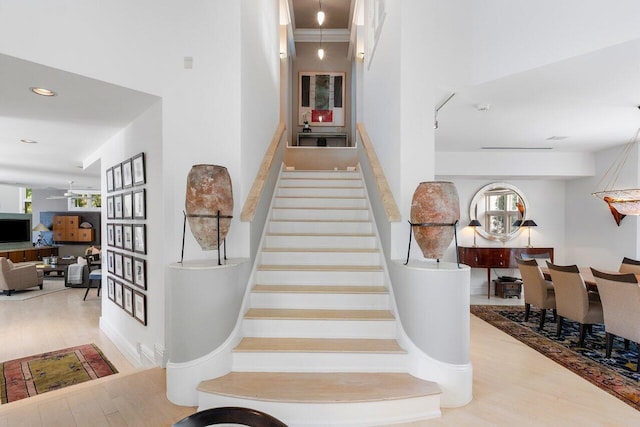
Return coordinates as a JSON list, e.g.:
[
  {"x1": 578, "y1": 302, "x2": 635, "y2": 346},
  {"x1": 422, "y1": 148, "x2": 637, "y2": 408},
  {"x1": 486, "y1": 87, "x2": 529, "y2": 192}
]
[{"x1": 469, "y1": 182, "x2": 528, "y2": 242}]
